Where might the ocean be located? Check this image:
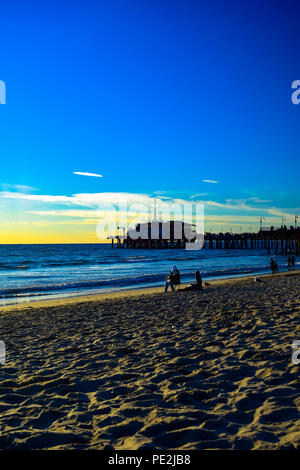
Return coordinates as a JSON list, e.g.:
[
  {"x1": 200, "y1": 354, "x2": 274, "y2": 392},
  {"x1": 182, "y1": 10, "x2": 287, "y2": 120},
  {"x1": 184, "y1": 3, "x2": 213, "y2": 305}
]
[{"x1": 0, "y1": 244, "x2": 298, "y2": 306}]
